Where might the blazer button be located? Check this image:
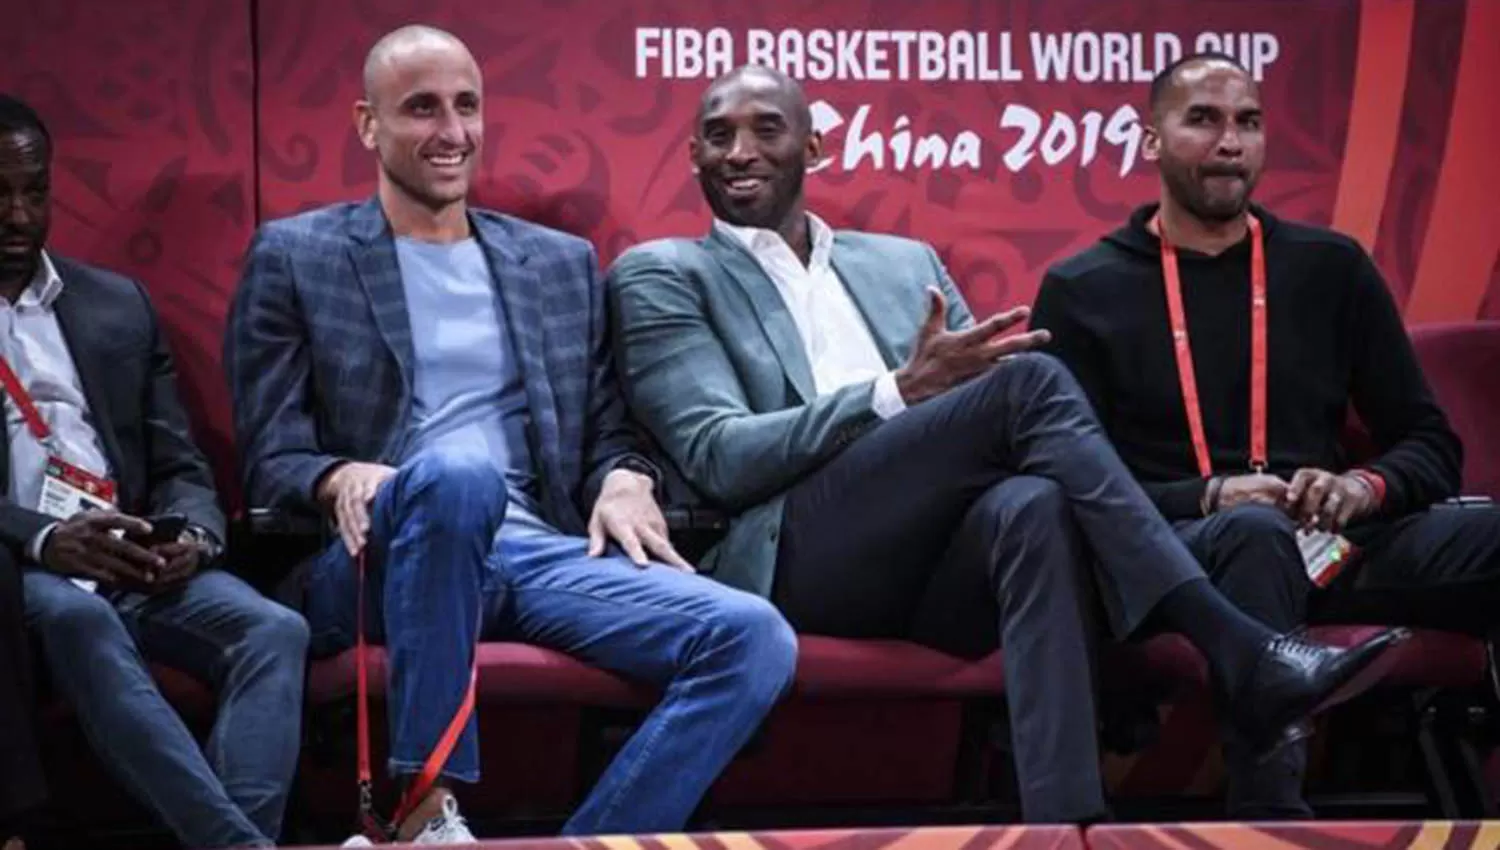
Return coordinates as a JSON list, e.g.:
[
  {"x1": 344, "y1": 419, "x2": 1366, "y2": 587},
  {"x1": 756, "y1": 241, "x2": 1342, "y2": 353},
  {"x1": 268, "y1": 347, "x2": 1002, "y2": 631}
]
[{"x1": 769, "y1": 529, "x2": 779, "y2": 542}]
